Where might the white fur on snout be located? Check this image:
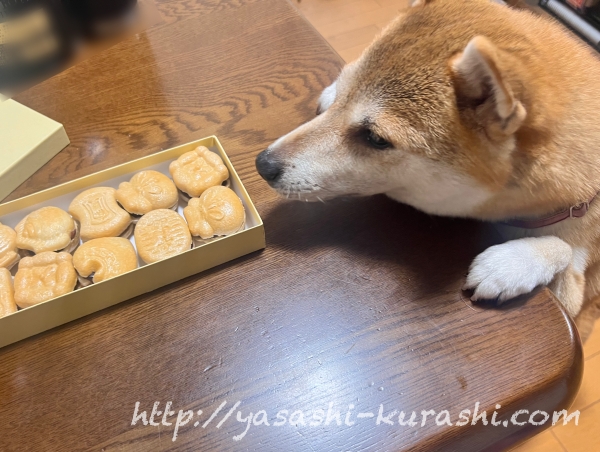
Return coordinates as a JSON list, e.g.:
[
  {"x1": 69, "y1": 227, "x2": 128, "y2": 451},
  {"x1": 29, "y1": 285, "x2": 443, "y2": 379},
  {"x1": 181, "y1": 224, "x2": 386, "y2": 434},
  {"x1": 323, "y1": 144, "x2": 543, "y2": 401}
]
[
  {"x1": 317, "y1": 82, "x2": 337, "y2": 113},
  {"x1": 464, "y1": 236, "x2": 572, "y2": 302}
]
